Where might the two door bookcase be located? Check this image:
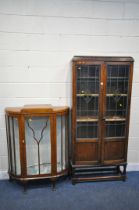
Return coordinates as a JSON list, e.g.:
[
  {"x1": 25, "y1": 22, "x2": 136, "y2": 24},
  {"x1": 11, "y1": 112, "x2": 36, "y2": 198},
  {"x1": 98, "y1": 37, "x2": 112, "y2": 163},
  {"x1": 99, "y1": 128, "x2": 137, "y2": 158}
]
[
  {"x1": 5, "y1": 105, "x2": 69, "y2": 190},
  {"x1": 71, "y1": 56, "x2": 133, "y2": 183}
]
